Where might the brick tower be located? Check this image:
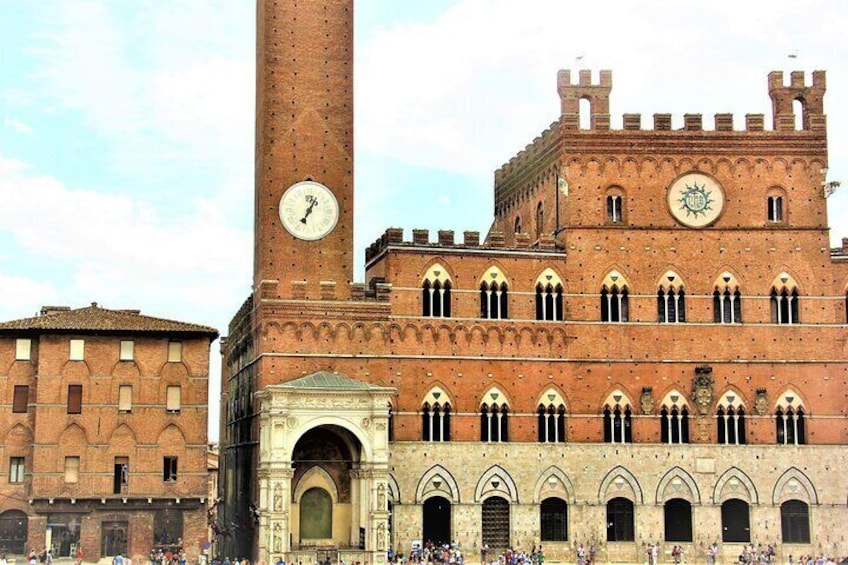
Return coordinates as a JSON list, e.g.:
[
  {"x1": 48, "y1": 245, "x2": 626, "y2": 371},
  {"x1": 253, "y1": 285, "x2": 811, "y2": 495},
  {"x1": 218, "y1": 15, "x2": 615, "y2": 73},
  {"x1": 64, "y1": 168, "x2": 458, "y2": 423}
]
[{"x1": 254, "y1": 0, "x2": 354, "y2": 300}]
